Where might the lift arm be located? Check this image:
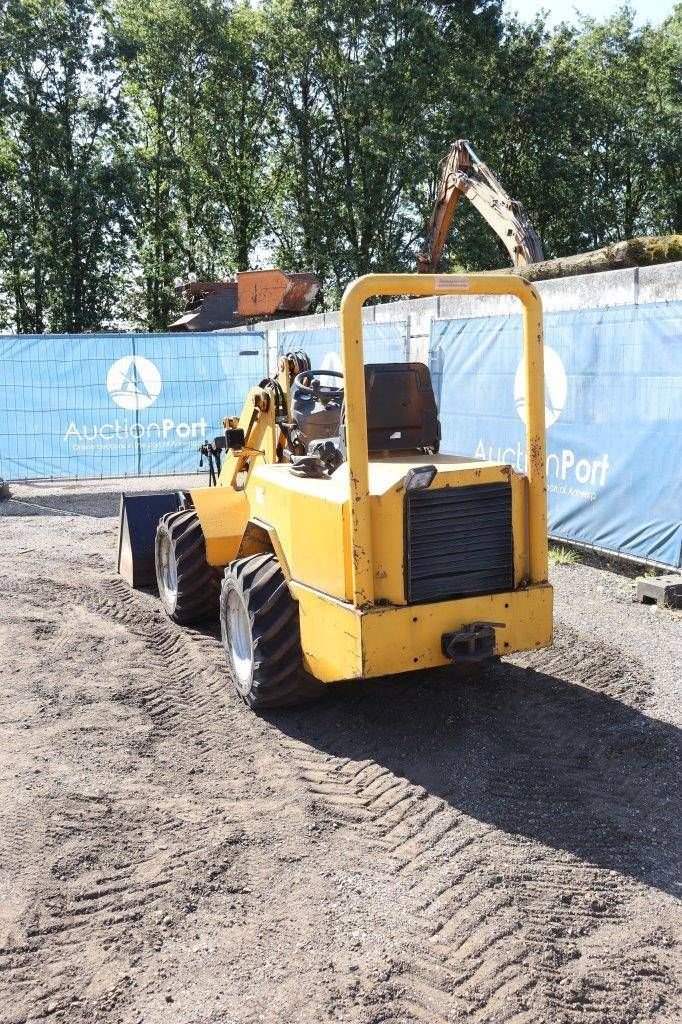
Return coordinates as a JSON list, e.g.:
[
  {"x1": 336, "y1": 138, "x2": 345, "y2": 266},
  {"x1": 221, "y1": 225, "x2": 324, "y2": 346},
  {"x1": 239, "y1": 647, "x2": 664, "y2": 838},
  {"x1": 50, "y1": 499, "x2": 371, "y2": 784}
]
[{"x1": 417, "y1": 140, "x2": 544, "y2": 273}]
